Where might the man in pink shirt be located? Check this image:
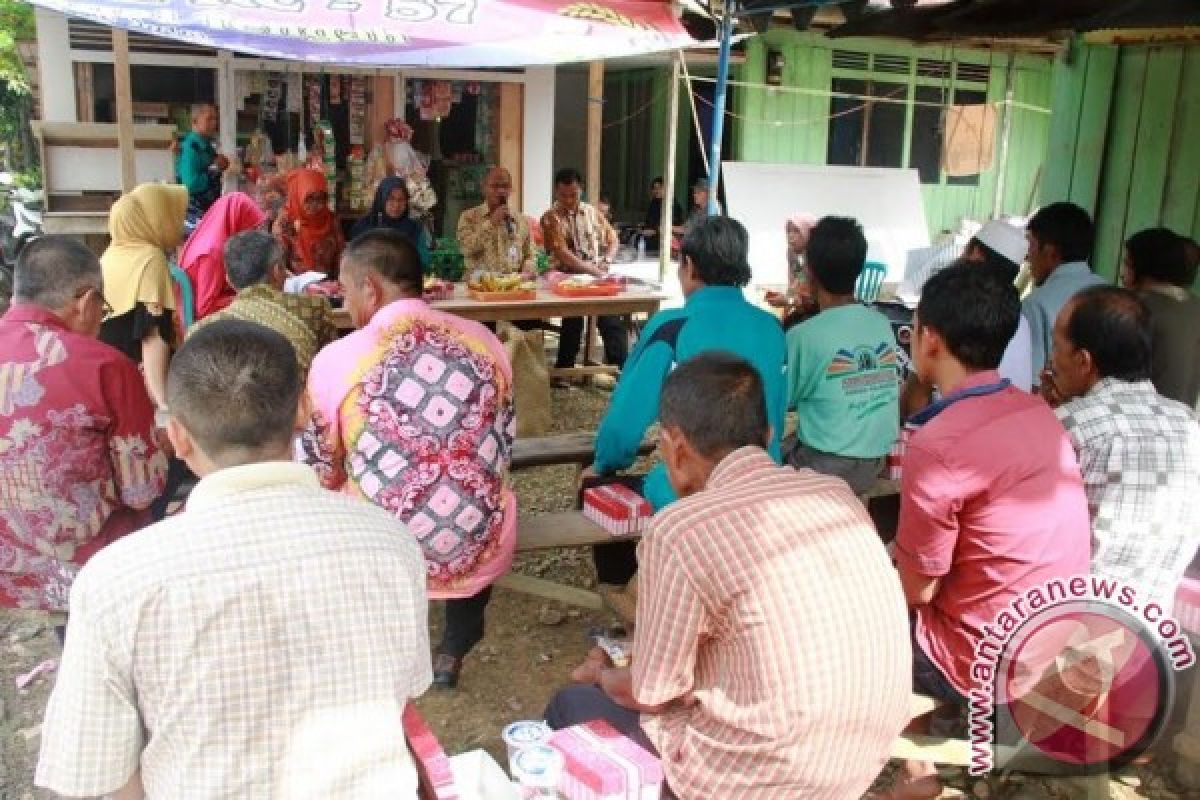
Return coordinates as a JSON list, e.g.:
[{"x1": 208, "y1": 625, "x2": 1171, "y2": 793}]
[{"x1": 885, "y1": 262, "x2": 1091, "y2": 799}]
